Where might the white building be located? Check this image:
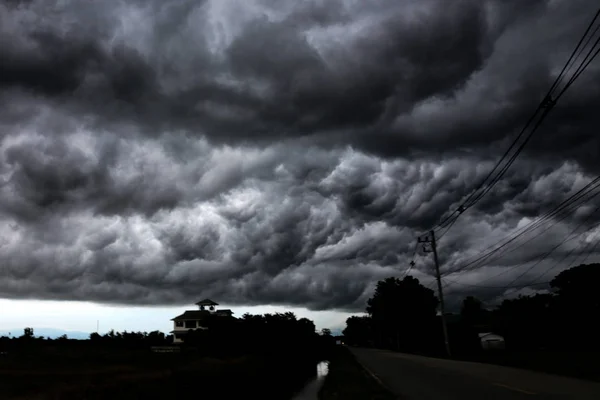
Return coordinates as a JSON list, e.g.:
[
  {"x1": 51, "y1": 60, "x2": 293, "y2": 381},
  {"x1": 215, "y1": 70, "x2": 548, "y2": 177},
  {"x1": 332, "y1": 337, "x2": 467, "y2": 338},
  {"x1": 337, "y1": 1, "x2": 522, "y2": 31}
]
[{"x1": 171, "y1": 299, "x2": 233, "y2": 344}]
